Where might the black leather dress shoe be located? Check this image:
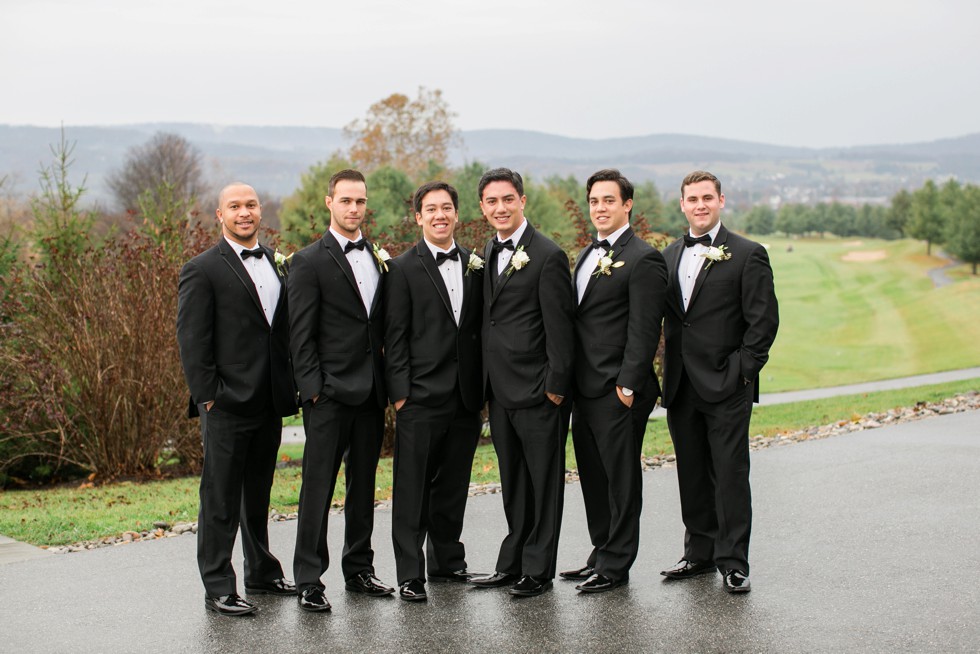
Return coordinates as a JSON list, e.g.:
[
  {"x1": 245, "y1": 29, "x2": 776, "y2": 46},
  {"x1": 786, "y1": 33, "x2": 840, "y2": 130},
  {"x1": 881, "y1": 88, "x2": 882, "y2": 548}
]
[
  {"x1": 345, "y1": 571, "x2": 395, "y2": 596},
  {"x1": 723, "y1": 569, "x2": 751, "y2": 593},
  {"x1": 660, "y1": 559, "x2": 716, "y2": 579},
  {"x1": 558, "y1": 565, "x2": 595, "y2": 581},
  {"x1": 204, "y1": 593, "x2": 257, "y2": 616},
  {"x1": 575, "y1": 573, "x2": 628, "y2": 593},
  {"x1": 428, "y1": 569, "x2": 477, "y2": 583},
  {"x1": 399, "y1": 579, "x2": 427, "y2": 602},
  {"x1": 469, "y1": 572, "x2": 521, "y2": 588},
  {"x1": 245, "y1": 577, "x2": 297, "y2": 596},
  {"x1": 298, "y1": 587, "x2": 332, "y2": 612},
  {"x1": 509, "y1": 575, "x2": 553, "y2": 597}
]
